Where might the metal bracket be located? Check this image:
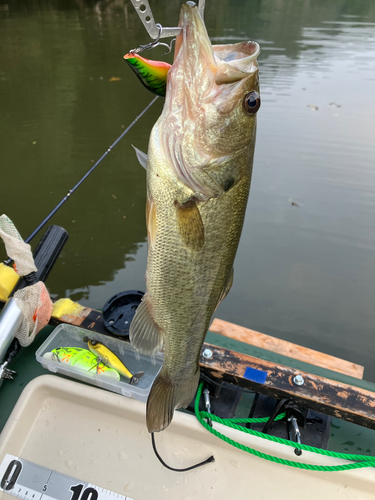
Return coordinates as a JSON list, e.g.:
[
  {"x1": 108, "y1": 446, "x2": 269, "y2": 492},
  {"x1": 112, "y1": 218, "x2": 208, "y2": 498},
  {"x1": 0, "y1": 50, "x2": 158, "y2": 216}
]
[
  {"x1": 288, "y1": 416, "x2": 302, "y2": 456},
  {"x1": 130, "y1": 0, "x2": 206, "y2": 40},
  {"x1": 203, "y1": 387, "x2": 213, "y2": 426},
  {"x1": 0, "y1": 361, "x2": 16, "y2": 387}
]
